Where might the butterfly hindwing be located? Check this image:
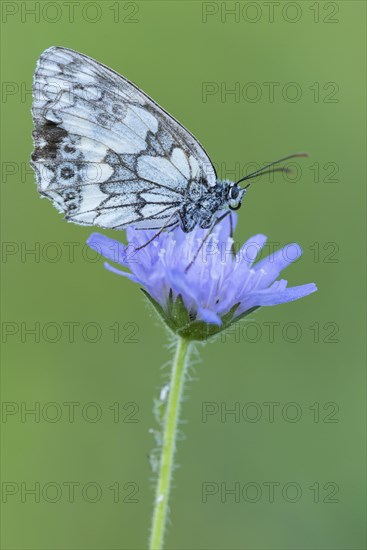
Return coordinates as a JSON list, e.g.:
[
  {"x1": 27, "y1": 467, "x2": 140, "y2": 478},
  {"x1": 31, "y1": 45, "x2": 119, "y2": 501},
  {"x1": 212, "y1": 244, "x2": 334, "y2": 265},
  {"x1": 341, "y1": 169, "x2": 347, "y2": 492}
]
[{"x1": 31, "y1": 47, "x2": 217, "y2": 230}]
